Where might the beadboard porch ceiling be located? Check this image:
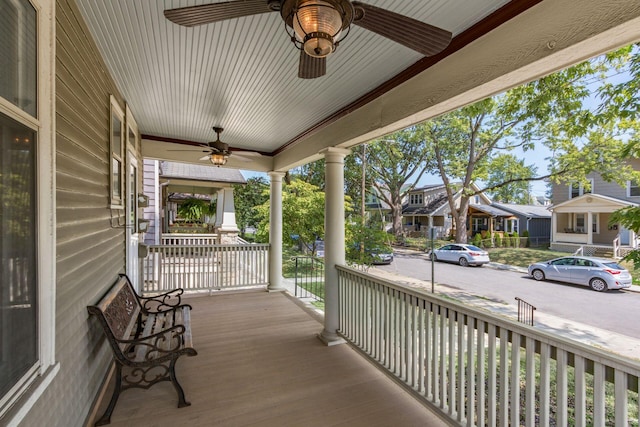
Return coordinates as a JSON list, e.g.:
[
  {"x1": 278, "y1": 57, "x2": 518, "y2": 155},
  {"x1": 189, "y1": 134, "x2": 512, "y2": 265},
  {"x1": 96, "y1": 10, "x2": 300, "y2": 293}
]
[{"x1": 76, "y1": 0, "x2": 640, "y2": 172}]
